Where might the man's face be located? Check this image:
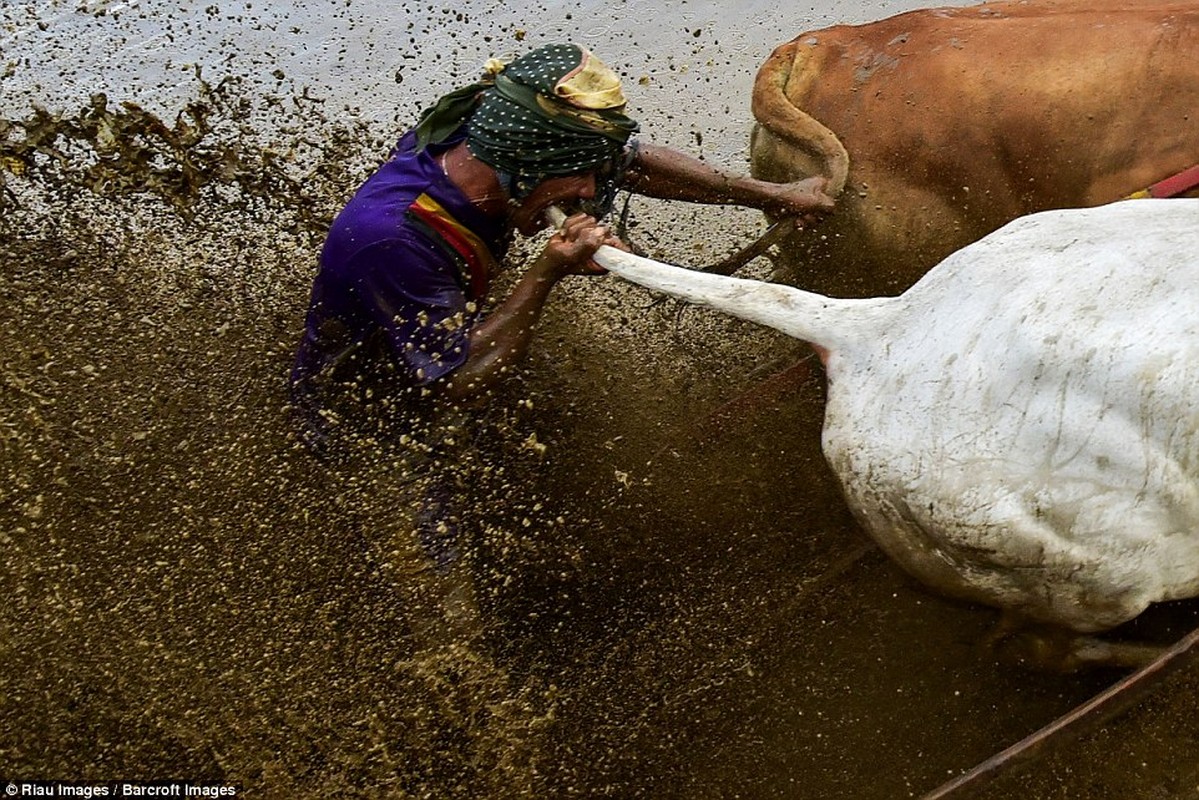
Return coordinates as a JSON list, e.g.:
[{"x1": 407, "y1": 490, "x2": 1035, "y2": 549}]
[{"x1": 508, "y1": 172, "x2": 598, "y2": 236}]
